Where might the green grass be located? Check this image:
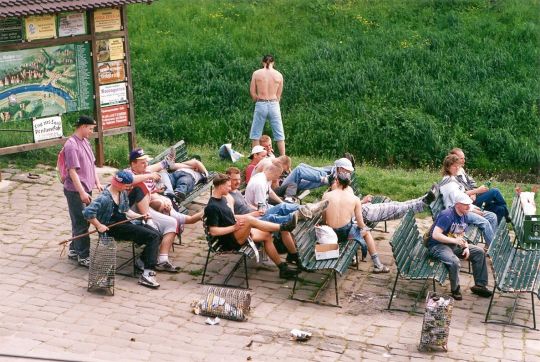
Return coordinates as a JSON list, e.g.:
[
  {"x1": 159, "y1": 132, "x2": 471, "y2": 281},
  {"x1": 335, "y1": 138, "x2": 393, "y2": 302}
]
[{"x1": 126, "y1": 0, "x2": 540, "y2": 174}]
